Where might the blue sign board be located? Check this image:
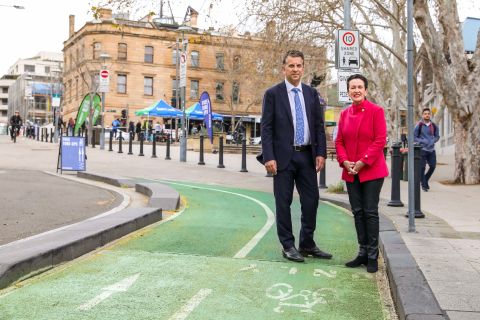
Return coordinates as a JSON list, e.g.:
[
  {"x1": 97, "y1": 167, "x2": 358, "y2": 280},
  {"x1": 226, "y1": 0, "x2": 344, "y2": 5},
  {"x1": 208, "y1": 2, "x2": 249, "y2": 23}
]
[
  {"x1": 199, "y1": 91, "x2": 213, "y2": 143},
  {"x1": 60, "y1": 136, "x2": 86, "y2": 171}
]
